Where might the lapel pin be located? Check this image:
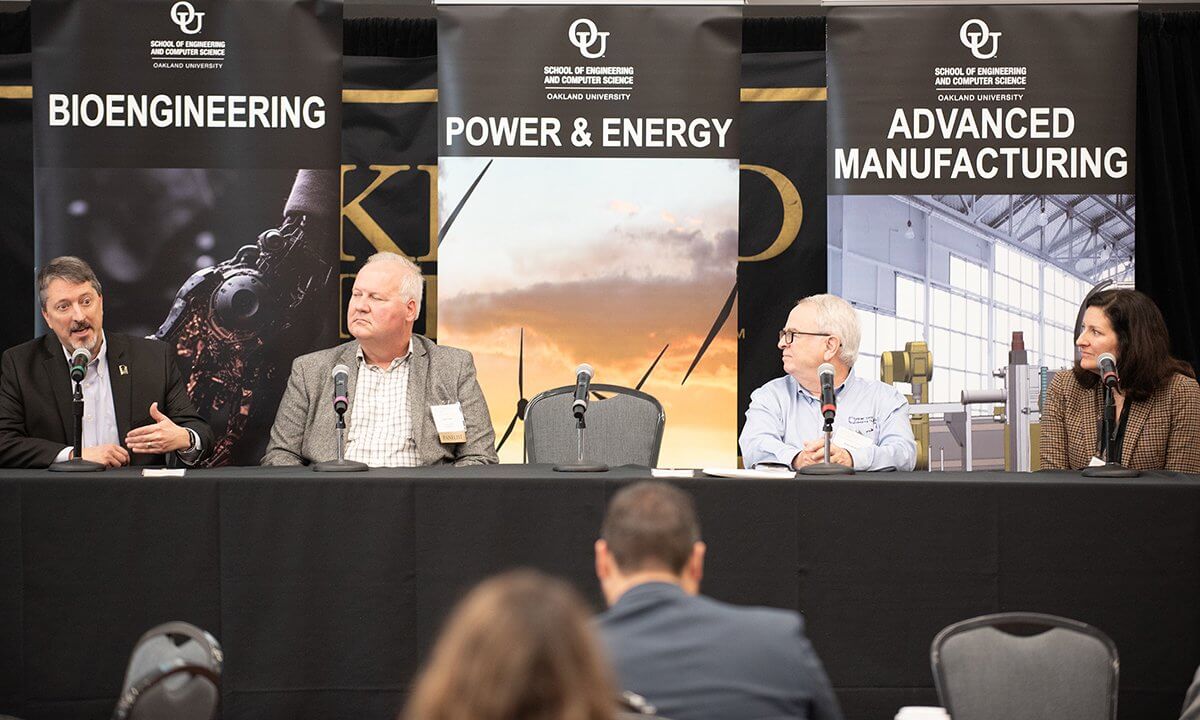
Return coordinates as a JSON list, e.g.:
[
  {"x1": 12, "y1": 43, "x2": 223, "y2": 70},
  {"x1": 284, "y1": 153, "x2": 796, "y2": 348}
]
[{"x1": 119, "y1": 364, "x2": 129, "y2": 376}]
